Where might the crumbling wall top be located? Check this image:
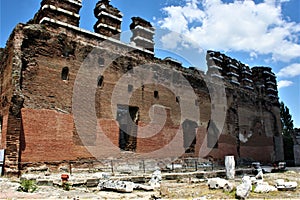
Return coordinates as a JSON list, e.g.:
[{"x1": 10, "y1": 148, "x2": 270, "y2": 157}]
[
  {"x1": 130, "y1": 17, "x2": 154, "y2": 30},
  {"x1": 94, "y1": 0, "x2": 123, "y2": 17}
]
